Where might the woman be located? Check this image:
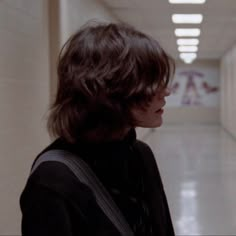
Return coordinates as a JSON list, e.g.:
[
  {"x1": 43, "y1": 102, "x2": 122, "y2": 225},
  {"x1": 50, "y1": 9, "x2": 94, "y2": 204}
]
[{"x1": 20, "y1": 22, "x2": 175, "y2": 236}]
